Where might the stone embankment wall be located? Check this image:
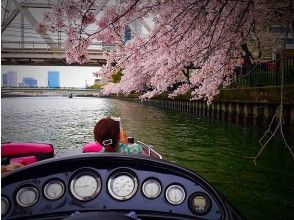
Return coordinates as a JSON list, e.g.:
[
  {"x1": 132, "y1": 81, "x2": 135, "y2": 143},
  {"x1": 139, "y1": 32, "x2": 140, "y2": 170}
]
[{"x1": 111, "y1": 86, "x2": 294, "y2": 136}]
